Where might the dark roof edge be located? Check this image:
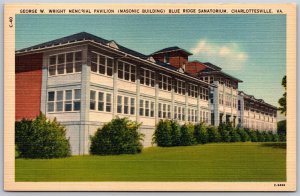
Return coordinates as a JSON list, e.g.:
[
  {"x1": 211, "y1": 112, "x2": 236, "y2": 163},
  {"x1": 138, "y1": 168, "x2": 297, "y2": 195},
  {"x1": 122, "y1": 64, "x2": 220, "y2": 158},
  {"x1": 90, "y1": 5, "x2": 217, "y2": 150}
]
[
  {"x1": 239, "y1": 91, "x2": 277, "y2": 109},
  {"x1": 151, "y1": 46, "x2": 193, "y2": 56},
  {"x1": 198, "y1": 70, "x2": 243, "y2": 83}
]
